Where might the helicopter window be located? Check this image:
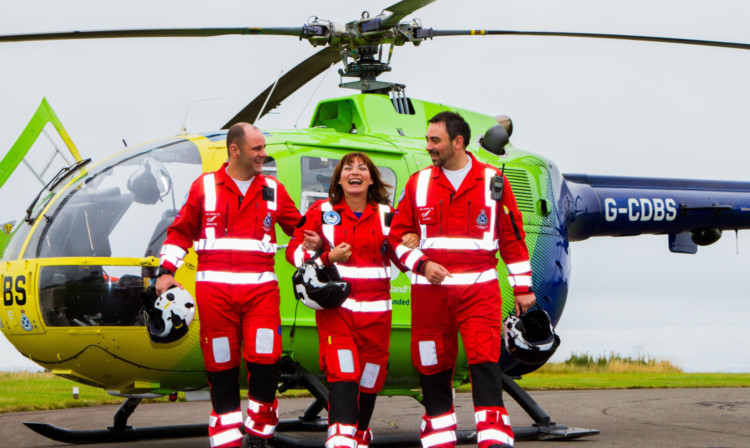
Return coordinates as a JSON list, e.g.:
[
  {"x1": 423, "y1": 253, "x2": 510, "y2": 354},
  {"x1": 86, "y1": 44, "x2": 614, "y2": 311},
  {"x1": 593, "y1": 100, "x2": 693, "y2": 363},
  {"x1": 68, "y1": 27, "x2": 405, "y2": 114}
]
[
  {"x1": 262, "y1": 156, "x2": 277, "y2": 177},
  {"x1": 24, "y1": 139, "x2": 202, "y2": 259},
  {"x1": 38, "y1": 265, "x2": 147, "y2": 327},
  {"x1": 298, "y1": 156, "x2": 397, "y2": 214}
]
